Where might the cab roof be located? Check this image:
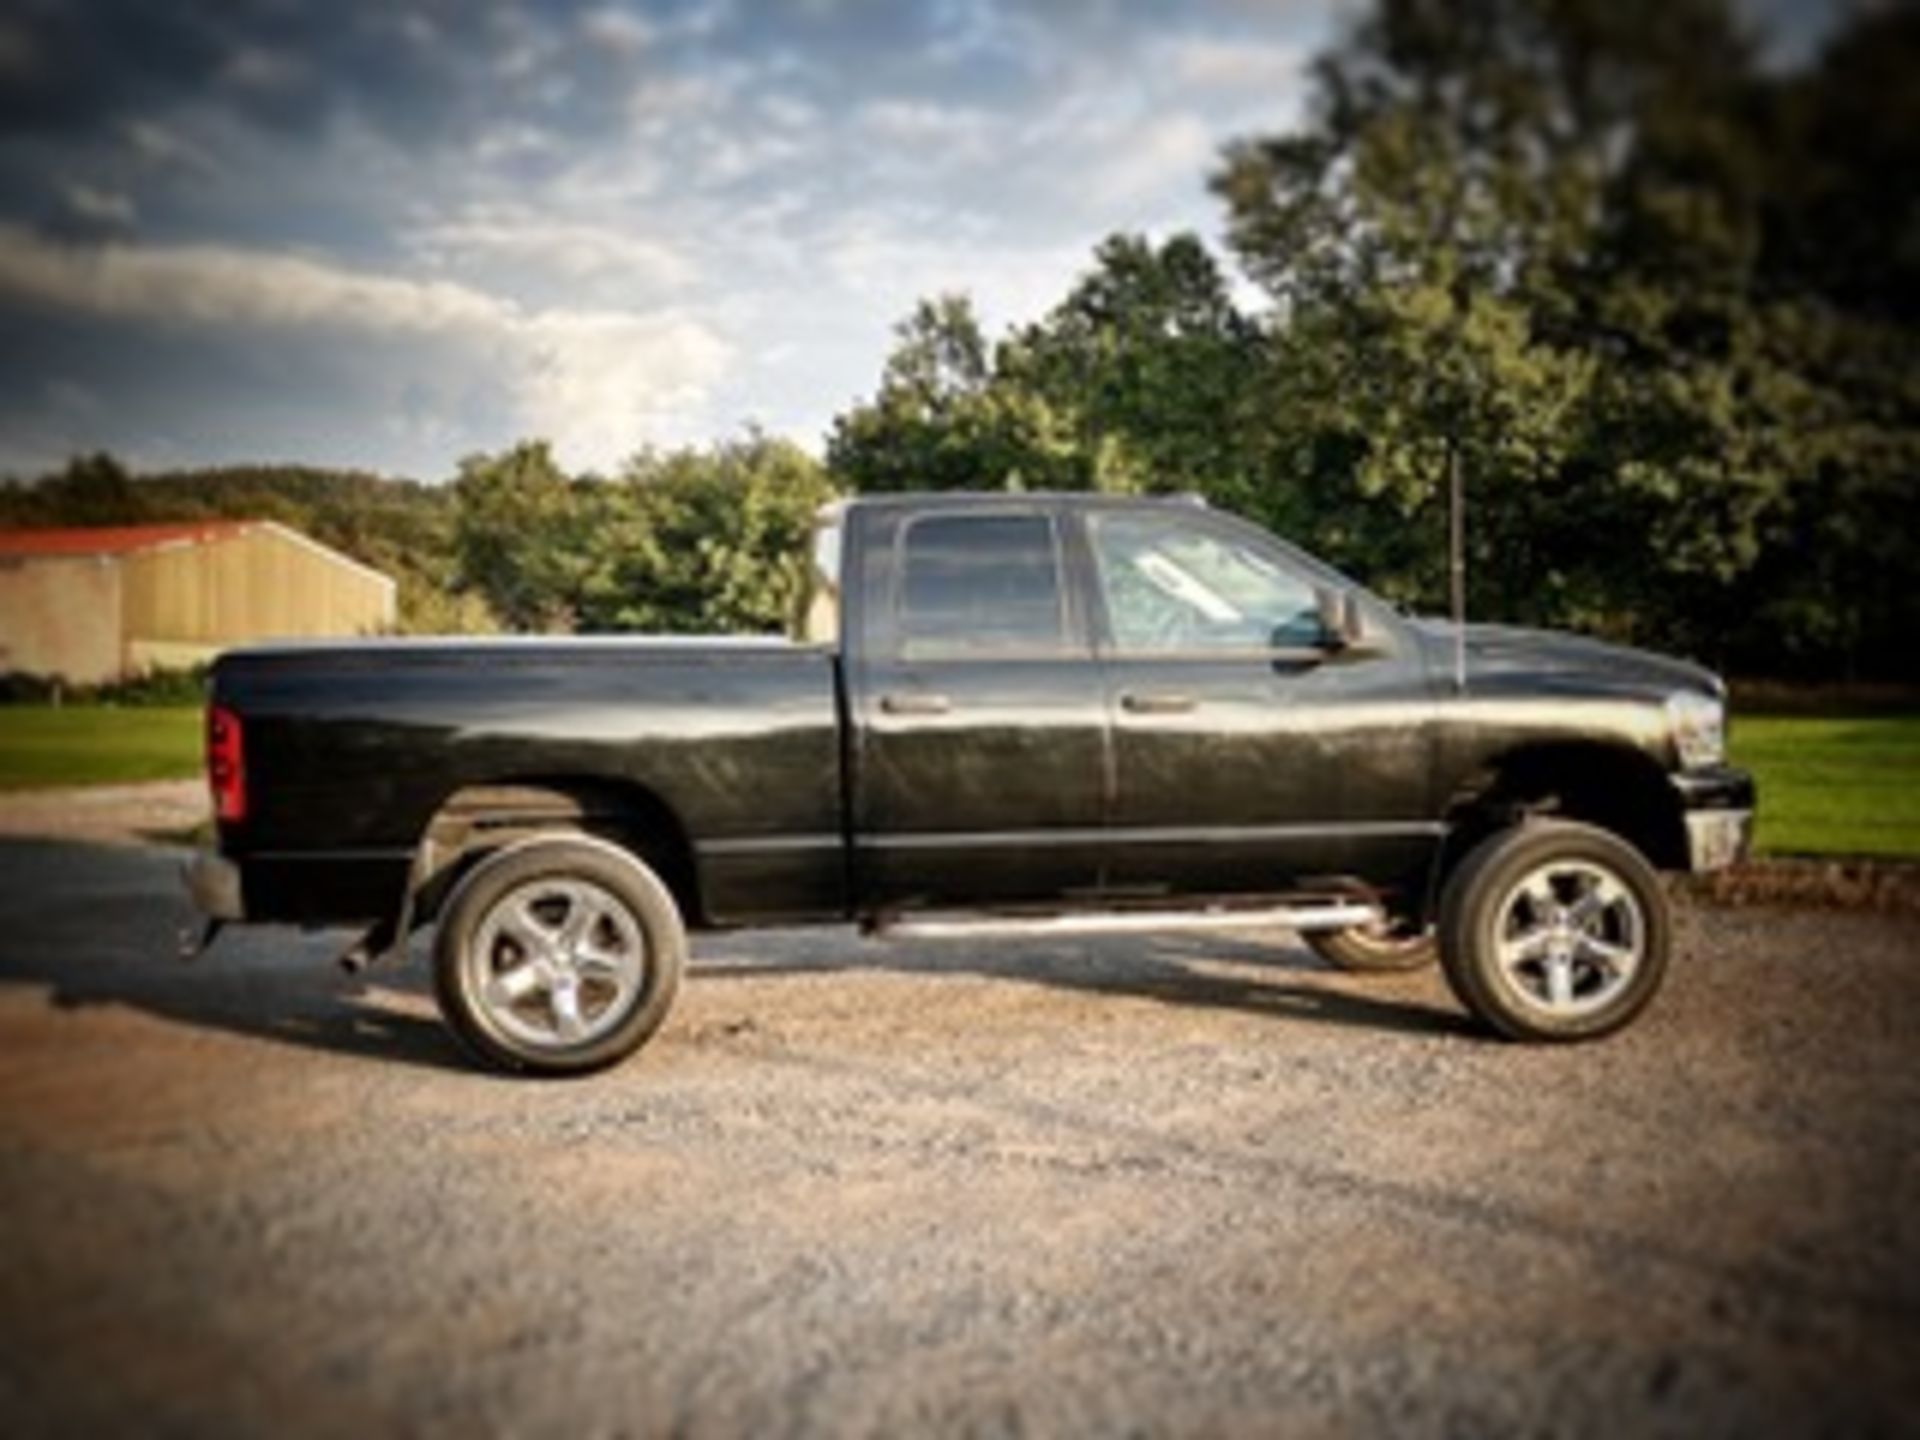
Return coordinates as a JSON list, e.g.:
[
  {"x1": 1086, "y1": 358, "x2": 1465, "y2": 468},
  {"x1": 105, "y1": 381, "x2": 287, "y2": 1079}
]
[{"x1": 830, "y1": 491, "x2": 1209, "y2": 514}]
